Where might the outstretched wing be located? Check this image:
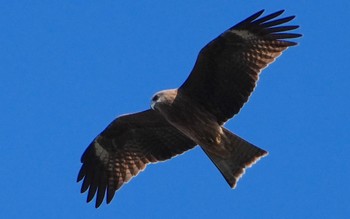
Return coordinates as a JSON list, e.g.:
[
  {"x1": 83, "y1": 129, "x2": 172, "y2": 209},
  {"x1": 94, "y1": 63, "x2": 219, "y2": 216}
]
[
  {"x1": 77, "y1": 110, "x2": 196, "y2": 208},
  {"x1": 179, "y1": 10, "x2": 301, "y2": 124}
]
